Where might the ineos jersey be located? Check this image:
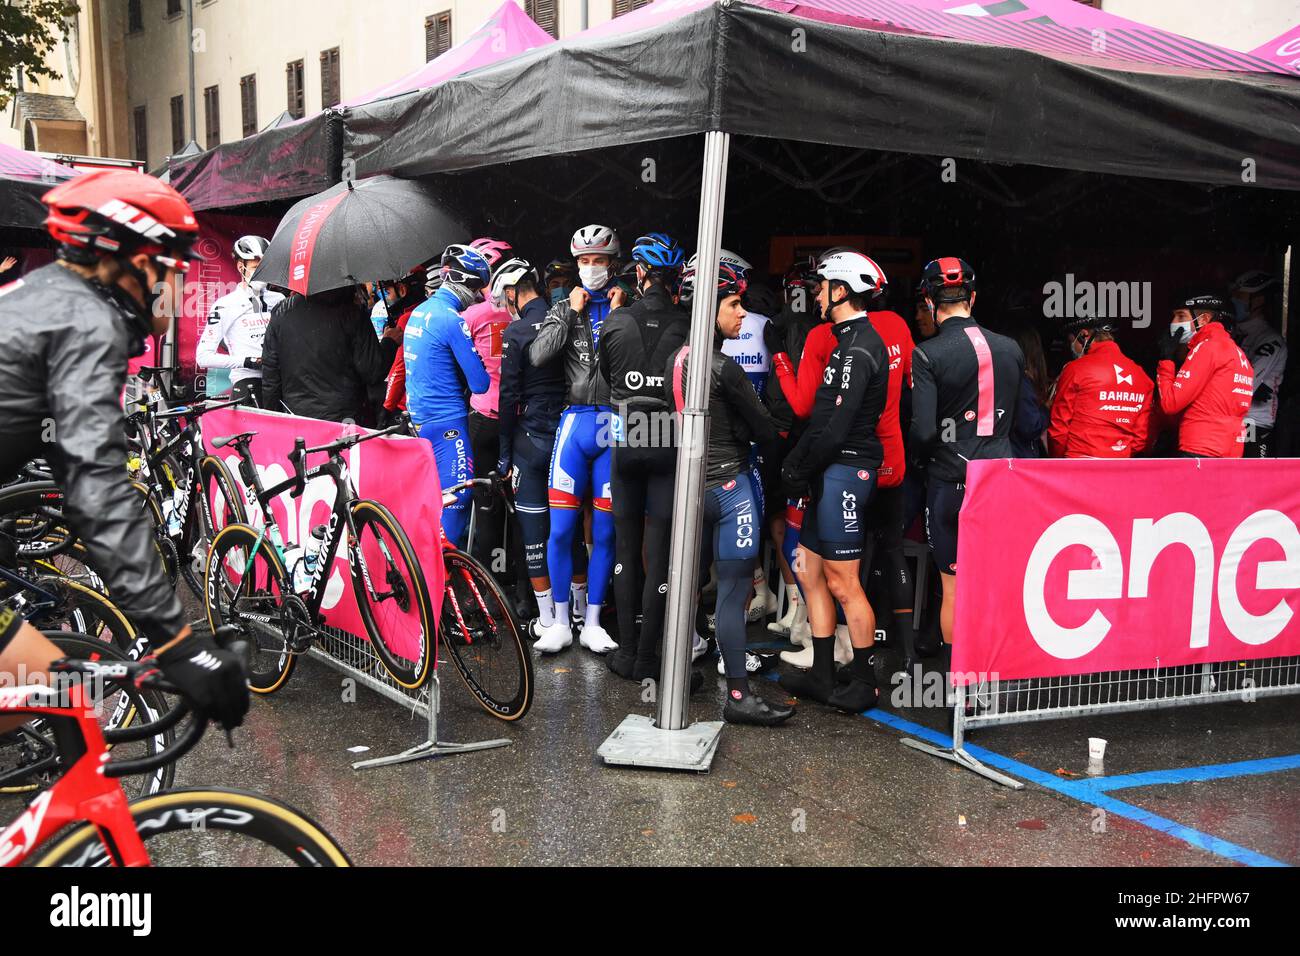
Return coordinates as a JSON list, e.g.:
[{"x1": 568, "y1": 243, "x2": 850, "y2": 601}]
[
  {"x1": 197, "y1": 283, "x2": 284, "y2": 383},
  {"x1": 910, "y1": 315, "x2": 1023, "y2": 483},
  {"x1": 784, "y1": 314, "x2": 889, "y2": 486},
  {"x1": 665, "y1": 344, "x2": 777, "y2": 486},
  {"x1": 598, "y1": 286, "x2": 688, "y2": 411}
]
